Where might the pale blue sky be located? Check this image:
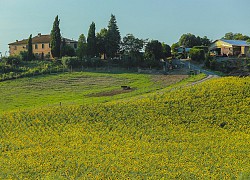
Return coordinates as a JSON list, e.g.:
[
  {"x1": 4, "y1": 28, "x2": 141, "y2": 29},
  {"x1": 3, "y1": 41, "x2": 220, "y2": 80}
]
[{"x1": 1, "y1": 0, "x2": 250, "y2": 55}]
